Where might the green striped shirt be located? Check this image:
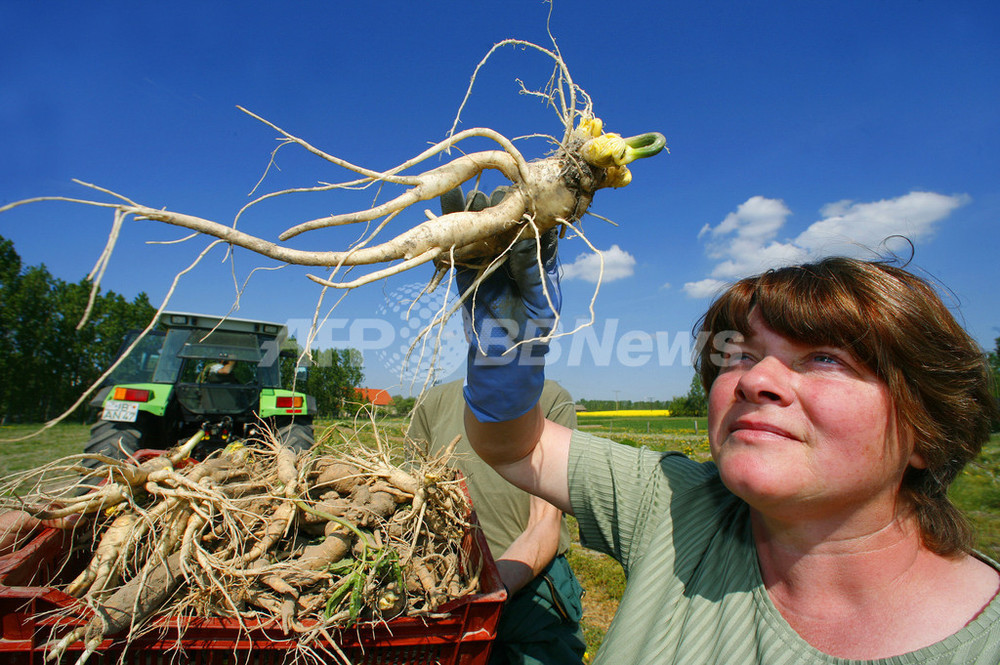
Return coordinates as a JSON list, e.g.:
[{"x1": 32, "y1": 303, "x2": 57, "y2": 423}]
[{"x1": 568, "y1": 430, "x2": 1000, "y2": 664}]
